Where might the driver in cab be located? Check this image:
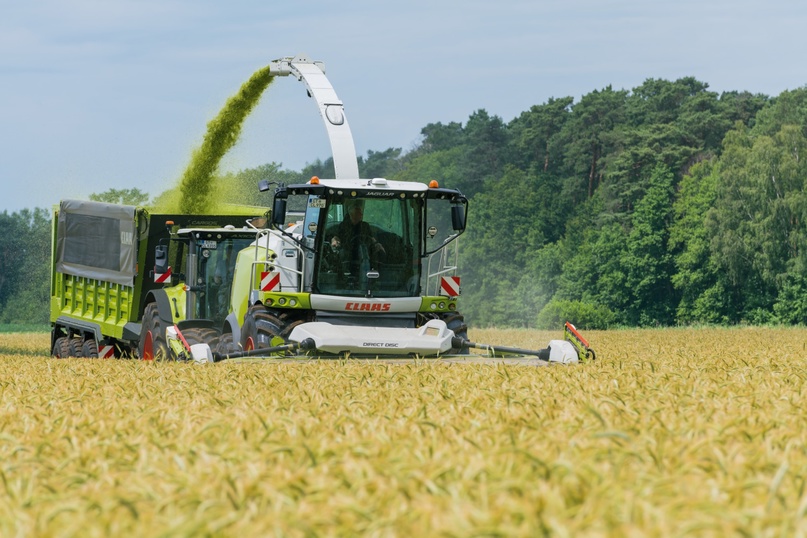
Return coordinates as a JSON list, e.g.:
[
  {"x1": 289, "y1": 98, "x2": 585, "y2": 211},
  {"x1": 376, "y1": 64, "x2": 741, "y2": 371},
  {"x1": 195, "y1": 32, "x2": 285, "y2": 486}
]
[{"x1": 326, "y1": 199, "x2": 385, "y2": 274}]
